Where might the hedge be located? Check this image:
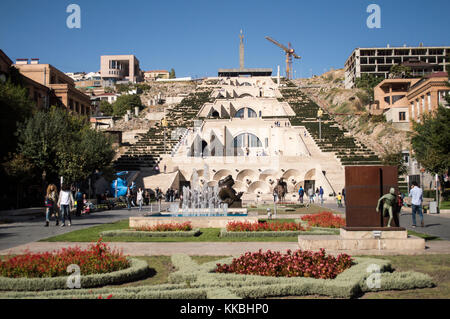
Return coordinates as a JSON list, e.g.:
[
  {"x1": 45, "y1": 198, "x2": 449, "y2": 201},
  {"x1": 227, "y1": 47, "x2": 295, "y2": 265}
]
[
  {"x1": 219, "y1": 228, "x2": 338, "y2": 238},
  {"x1": 100, "y1": 229, "x2": 201, "y2": 238},
  {"x1": 0, "y1": 258, "x2": 149, "y2": 292},
  {"x1": 0, "y1": 255, "x2": 435, "y2": 299}
]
